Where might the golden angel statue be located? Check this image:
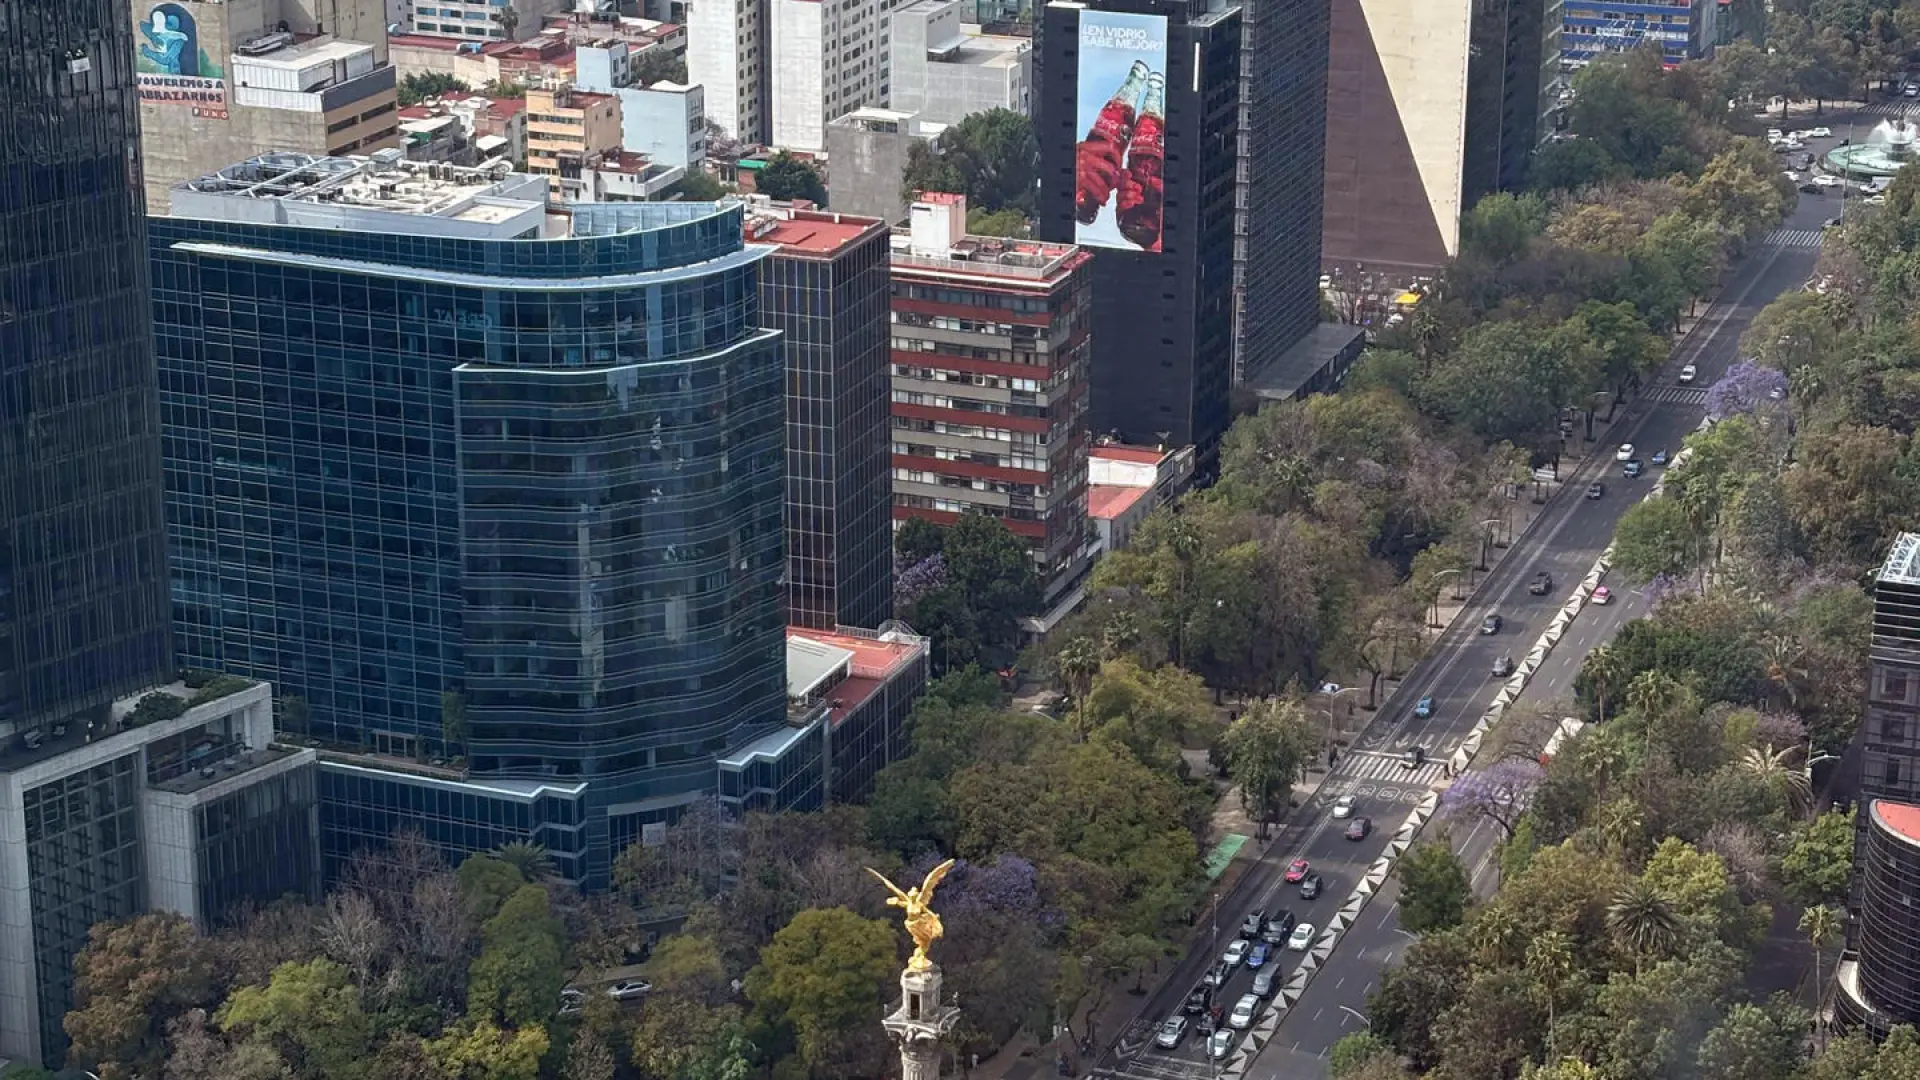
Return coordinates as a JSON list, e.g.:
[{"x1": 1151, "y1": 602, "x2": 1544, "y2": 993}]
[{"x1": 868, "y1": 859, "x2": 956, "y2": 972}]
